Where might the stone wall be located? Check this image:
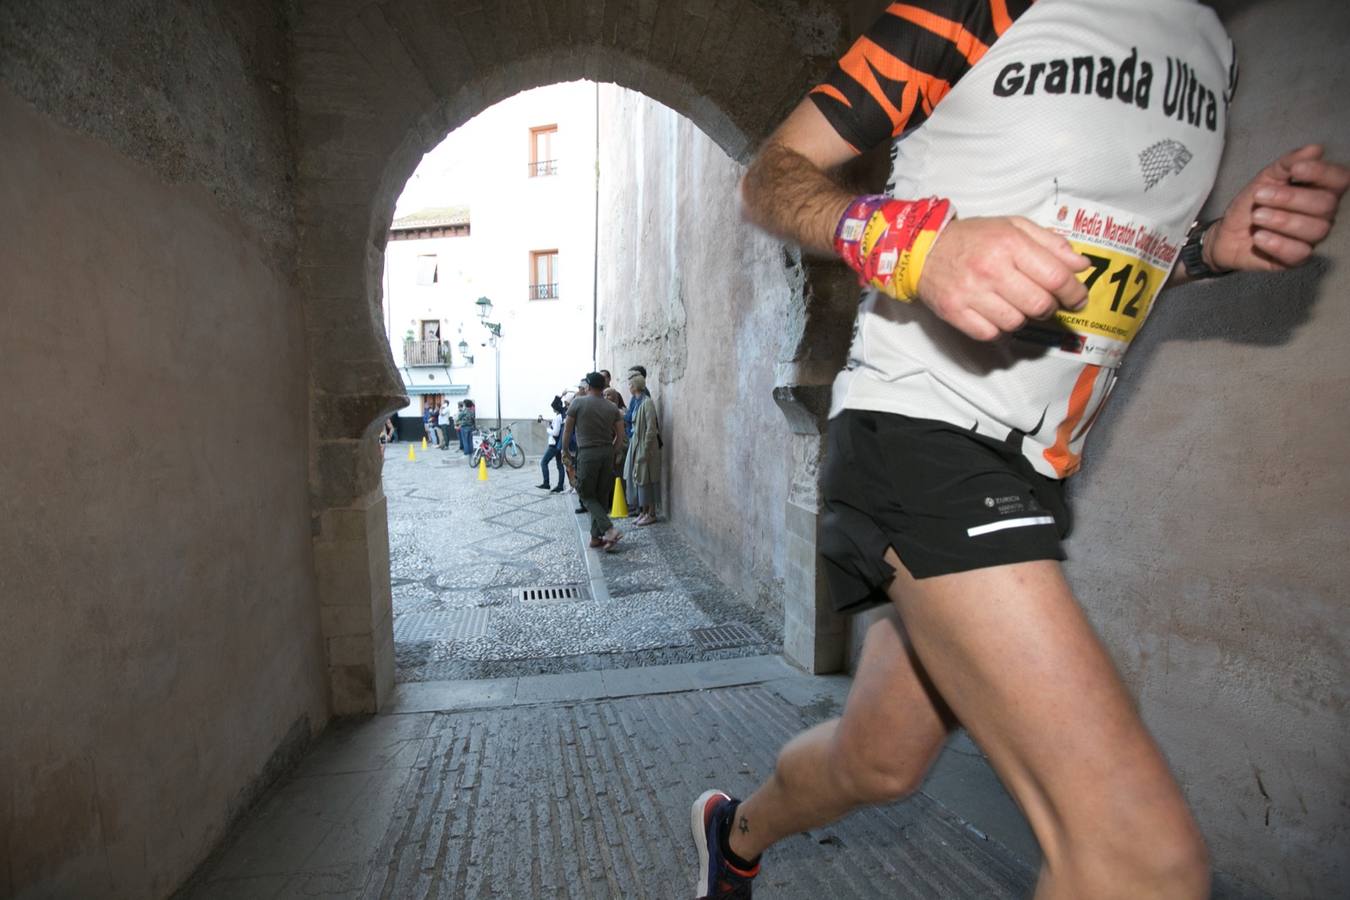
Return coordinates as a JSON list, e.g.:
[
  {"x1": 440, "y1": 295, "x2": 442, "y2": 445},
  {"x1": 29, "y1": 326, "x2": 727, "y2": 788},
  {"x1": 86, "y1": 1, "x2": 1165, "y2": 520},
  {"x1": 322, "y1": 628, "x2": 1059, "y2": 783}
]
[
  {"x1": 593, "y1": 86, "x2": 832, "y2": 656},
  {"x1": 290, "y1": 0, "x2": 857, "y2": 707},
  {"x1": 0, "y1": 3, "x2": 327, "y2": 898}
]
